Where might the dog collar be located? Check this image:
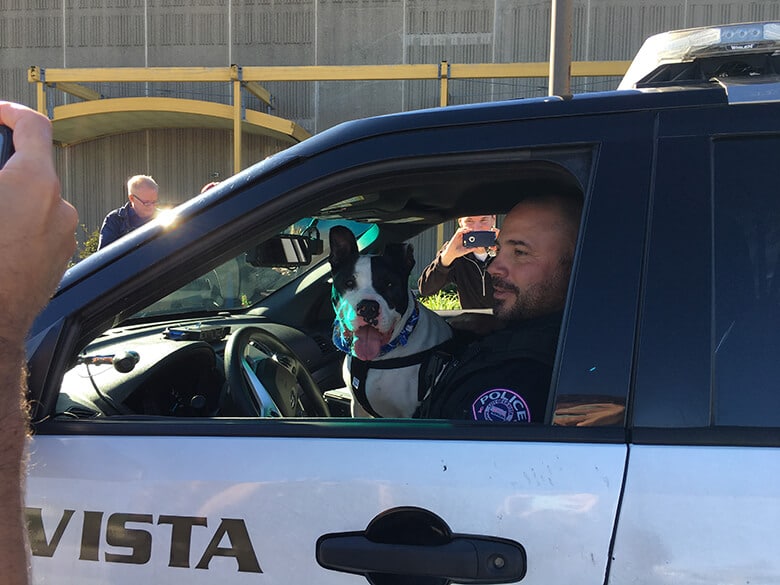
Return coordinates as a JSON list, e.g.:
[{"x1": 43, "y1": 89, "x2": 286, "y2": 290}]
[
  {"x1": 332, "y1": 321, "x2": 353, "y2": 354},
  {"x1": 379, "y1": 299, "x2": 420, "y2": 356},
  {"x1": 332, "y1": 299, "x2": 420, "y2": 358}
]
